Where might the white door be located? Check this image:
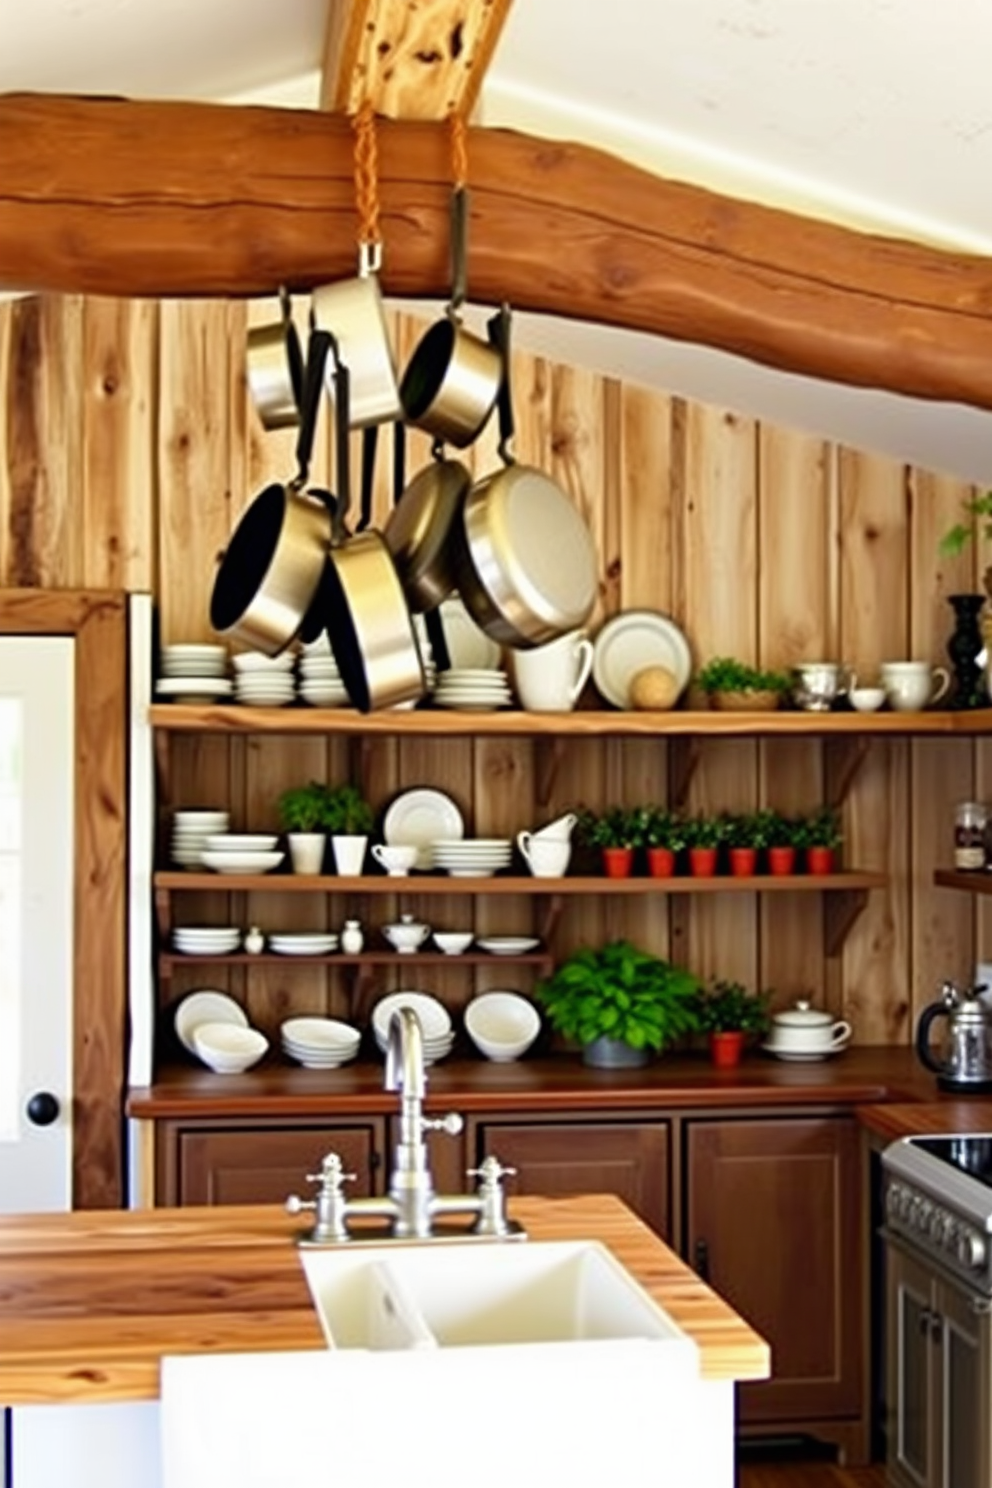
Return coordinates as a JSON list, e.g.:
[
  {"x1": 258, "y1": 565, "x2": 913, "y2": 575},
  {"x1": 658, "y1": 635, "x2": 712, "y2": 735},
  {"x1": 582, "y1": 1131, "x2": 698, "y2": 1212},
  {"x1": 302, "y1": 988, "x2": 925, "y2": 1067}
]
[{"x1": 0, "y1": 637, "x2": 74, "y2": 1212}]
